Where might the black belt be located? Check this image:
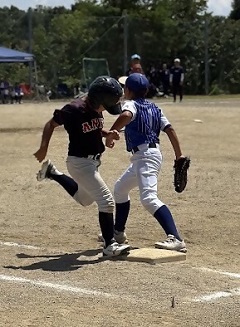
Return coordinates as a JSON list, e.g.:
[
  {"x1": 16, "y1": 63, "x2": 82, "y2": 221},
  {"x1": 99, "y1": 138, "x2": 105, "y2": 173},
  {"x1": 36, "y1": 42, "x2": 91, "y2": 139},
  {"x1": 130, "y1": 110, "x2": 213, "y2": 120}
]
[
  {"x1": 132, "y1": 143, "x2": 157, "y2": 153},
  {"x1": 81, "y1": 154, "x2": 102, "y2": 160}
]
